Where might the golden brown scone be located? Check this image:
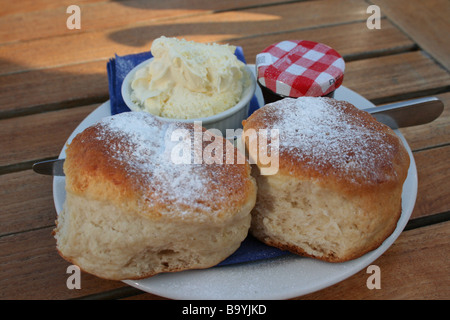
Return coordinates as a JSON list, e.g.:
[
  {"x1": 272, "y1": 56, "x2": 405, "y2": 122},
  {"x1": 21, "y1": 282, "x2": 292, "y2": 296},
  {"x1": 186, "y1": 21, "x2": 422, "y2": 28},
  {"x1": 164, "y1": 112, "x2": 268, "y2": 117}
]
[
  {"x1": 54, "y1": 111, "x2": 256, "y2": 280},
  {"x1": 242, "y1": 97, "x2": 410, "y2": 262}
]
